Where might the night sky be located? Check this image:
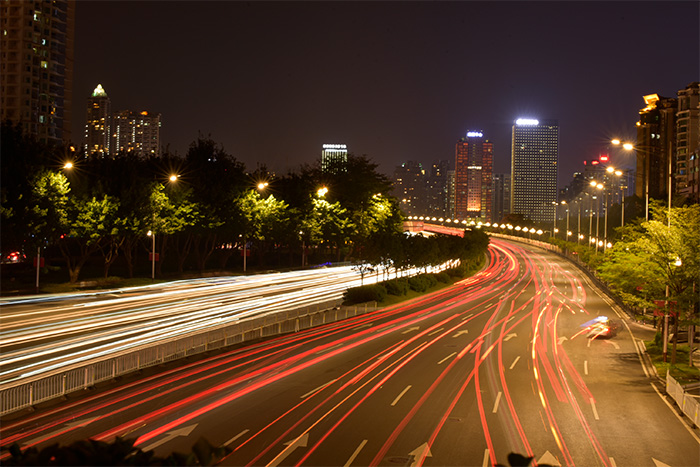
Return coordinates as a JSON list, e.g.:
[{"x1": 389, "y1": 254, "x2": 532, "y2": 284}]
[{"x1": 73, "y1": 1, "x2": 699, "y2": 186}]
